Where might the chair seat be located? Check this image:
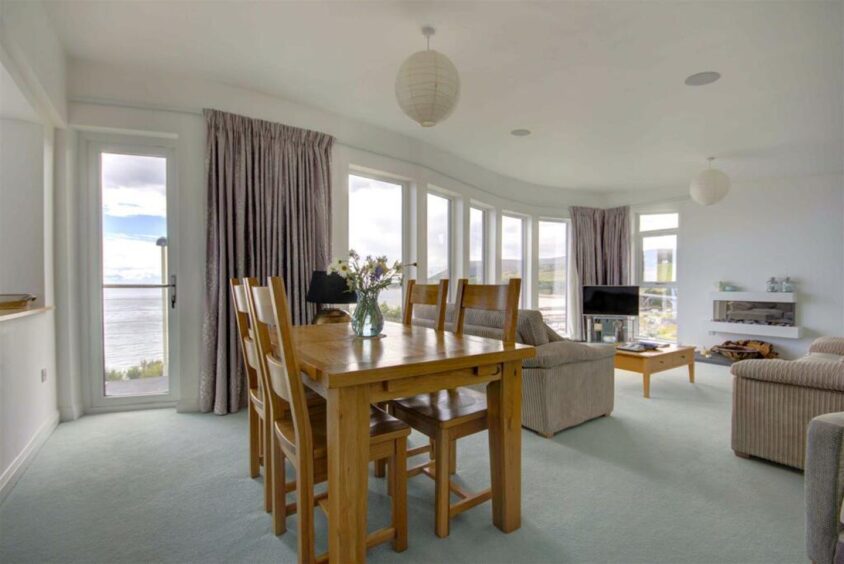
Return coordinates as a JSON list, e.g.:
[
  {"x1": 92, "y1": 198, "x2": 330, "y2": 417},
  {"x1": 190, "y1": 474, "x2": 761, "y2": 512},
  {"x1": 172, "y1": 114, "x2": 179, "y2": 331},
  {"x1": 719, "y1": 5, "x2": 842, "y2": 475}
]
[
  {"x1": 275, "y1": 406, "x2": 410, "y2": 459},
  {"x1": 390, "y1": 388, "x2": 487, "y2": 429}
]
